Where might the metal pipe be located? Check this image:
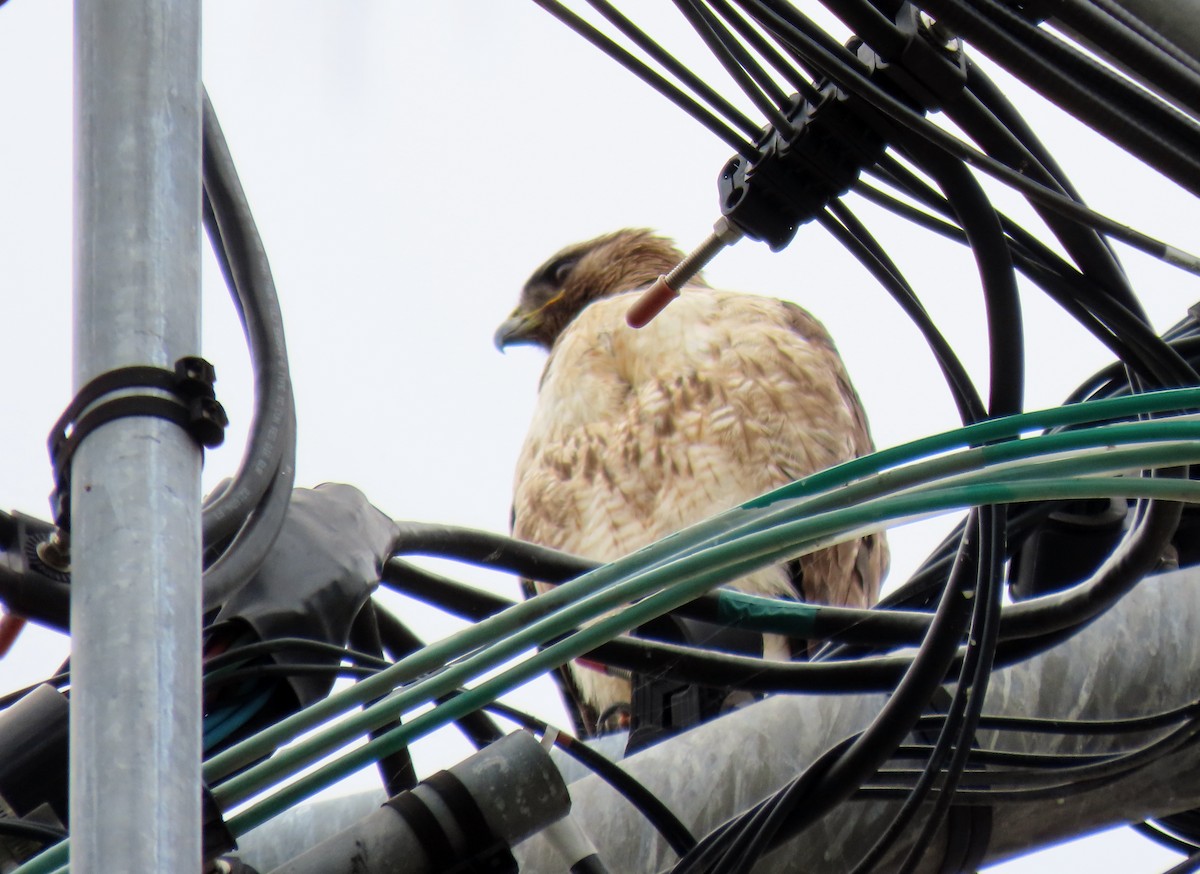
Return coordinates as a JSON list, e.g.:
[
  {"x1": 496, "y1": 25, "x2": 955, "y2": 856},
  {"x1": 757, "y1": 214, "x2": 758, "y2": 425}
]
[
  {"x1": 72, "y1": 1, "x2": 203, "y2": 871},
  {"x1": 233, "y1": 566, "x2": 1200, "y2": 872},
  {"x1": 515, "y1": 565, "x2": 1200, "y2": 872}
]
